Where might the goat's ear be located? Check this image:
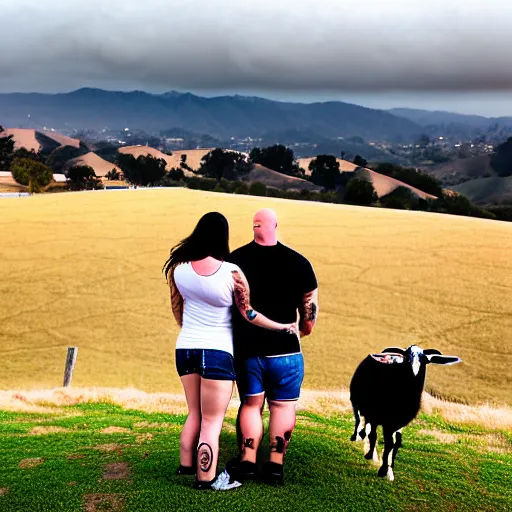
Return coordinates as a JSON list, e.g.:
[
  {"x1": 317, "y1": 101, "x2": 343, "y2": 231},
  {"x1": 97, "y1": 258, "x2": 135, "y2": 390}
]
[
  {"x1": 423, "y1": 349, "x2": 442, "y2": 356},
  {"x1": 426, "y1": 354, "x2": 462, "y2": 365},
  {"x1": 382, "y1": 347, "x2": 406, "y2": 355},
  {"x1": 370, "y1": 353, "x2": 404, "y2": 364}
]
